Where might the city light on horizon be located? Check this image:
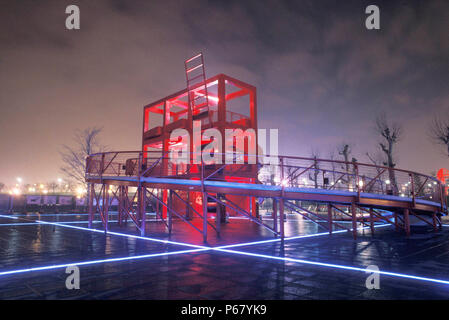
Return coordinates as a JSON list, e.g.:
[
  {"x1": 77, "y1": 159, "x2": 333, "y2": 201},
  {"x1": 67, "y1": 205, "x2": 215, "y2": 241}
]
[{"x1": 0, "y1": 0, "x2": 447, "y2": 302}]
